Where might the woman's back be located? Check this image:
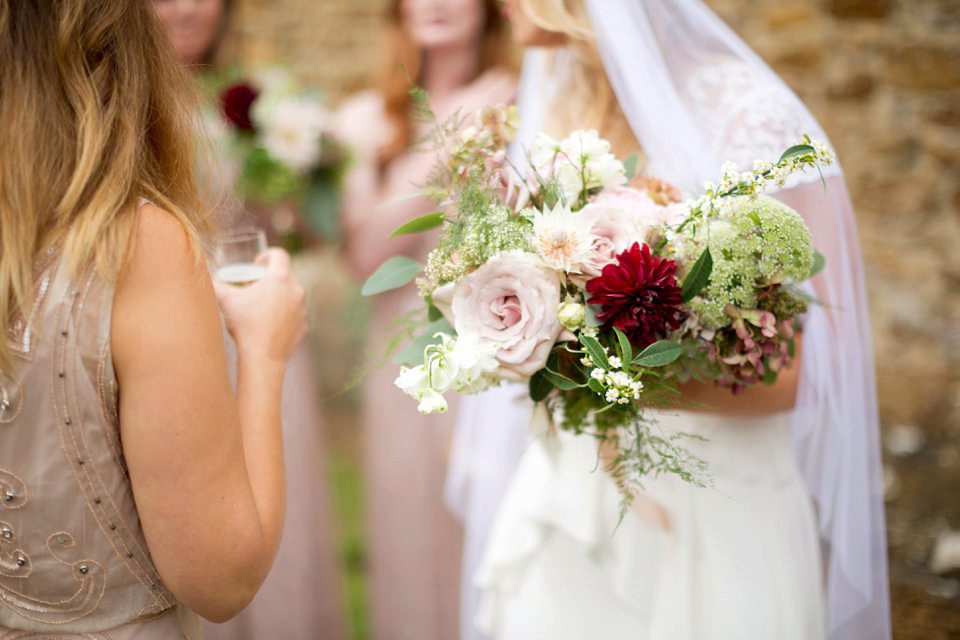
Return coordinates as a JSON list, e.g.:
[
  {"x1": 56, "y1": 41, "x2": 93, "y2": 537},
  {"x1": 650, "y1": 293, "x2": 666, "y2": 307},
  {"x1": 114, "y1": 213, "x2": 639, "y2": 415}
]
[
  {"x1": 0, "y1": 2, "x2": 308, "y2": 634},
  {"x1": 0, "y1": 249, "x2": 197, "y2": 637}
]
